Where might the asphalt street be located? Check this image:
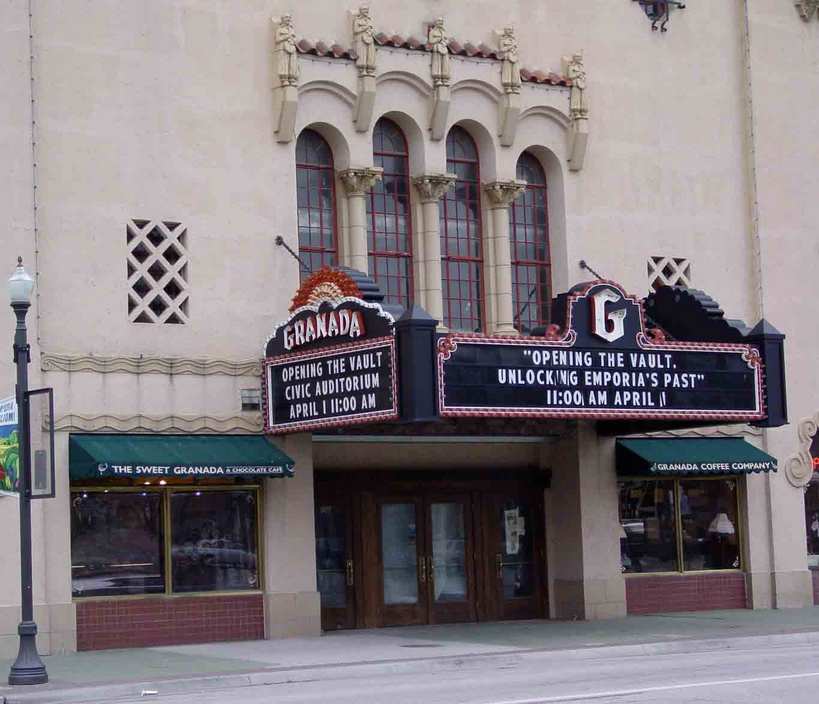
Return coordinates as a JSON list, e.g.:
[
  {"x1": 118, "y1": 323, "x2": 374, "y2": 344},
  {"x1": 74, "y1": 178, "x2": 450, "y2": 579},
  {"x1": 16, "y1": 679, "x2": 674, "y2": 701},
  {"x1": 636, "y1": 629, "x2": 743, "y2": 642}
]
[{"x1": 95, "y1": 640, "x2": 819, "y2": 704}]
